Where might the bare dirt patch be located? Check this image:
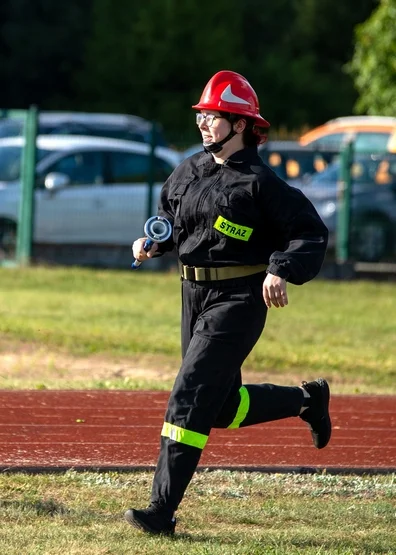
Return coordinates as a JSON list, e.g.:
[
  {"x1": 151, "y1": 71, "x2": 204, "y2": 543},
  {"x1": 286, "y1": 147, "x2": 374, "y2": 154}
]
[
  {"x1": 0, "y1": 338, "x2": 378, "y2": 394},
  {"x1": 0, "y1": 338, "x2": 281, "y2": 389},
  {"x1": 0, "y1": 338, "x2": 178, "y2": 387}
]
